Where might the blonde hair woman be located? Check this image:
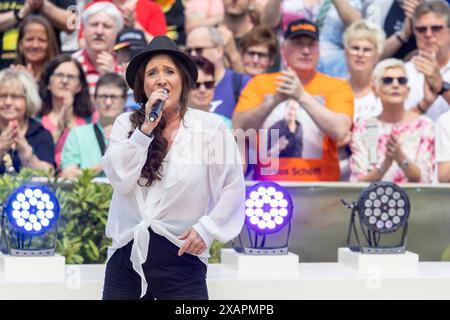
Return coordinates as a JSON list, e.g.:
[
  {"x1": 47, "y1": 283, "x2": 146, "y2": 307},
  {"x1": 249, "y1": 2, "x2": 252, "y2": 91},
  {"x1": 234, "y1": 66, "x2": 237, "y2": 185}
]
[
  {"x1": 339, "y1": 20, "x2": 386, "y2": 180},
  {"x1": 344, "y1": 20, "x2": 386, "y2": 122},
  {"x1": 0, "y1": 69, "x2": 54, "y2": 174},
  {"x1": 350, "y1": 58, "x2": 435, "y2": 183}
]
